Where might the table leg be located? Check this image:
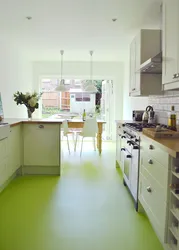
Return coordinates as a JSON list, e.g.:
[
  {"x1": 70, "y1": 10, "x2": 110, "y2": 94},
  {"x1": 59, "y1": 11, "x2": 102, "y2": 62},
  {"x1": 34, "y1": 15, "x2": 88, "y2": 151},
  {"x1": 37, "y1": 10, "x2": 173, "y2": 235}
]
[
  {"x1": 97, "y1": 132, "x2": 102, "y2": 155},
  {"x1": 97, "y1": 134, "x2": 99, "y2": 149}
]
